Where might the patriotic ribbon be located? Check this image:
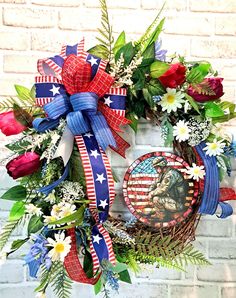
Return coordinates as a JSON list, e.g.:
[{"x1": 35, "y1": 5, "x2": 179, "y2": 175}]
[
  {"x1": 195, "y1": 142, "x2": 234, "y2": 218},
  {"x1": 34, "y1": 42, "x2": 130, "y2": 282}
]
